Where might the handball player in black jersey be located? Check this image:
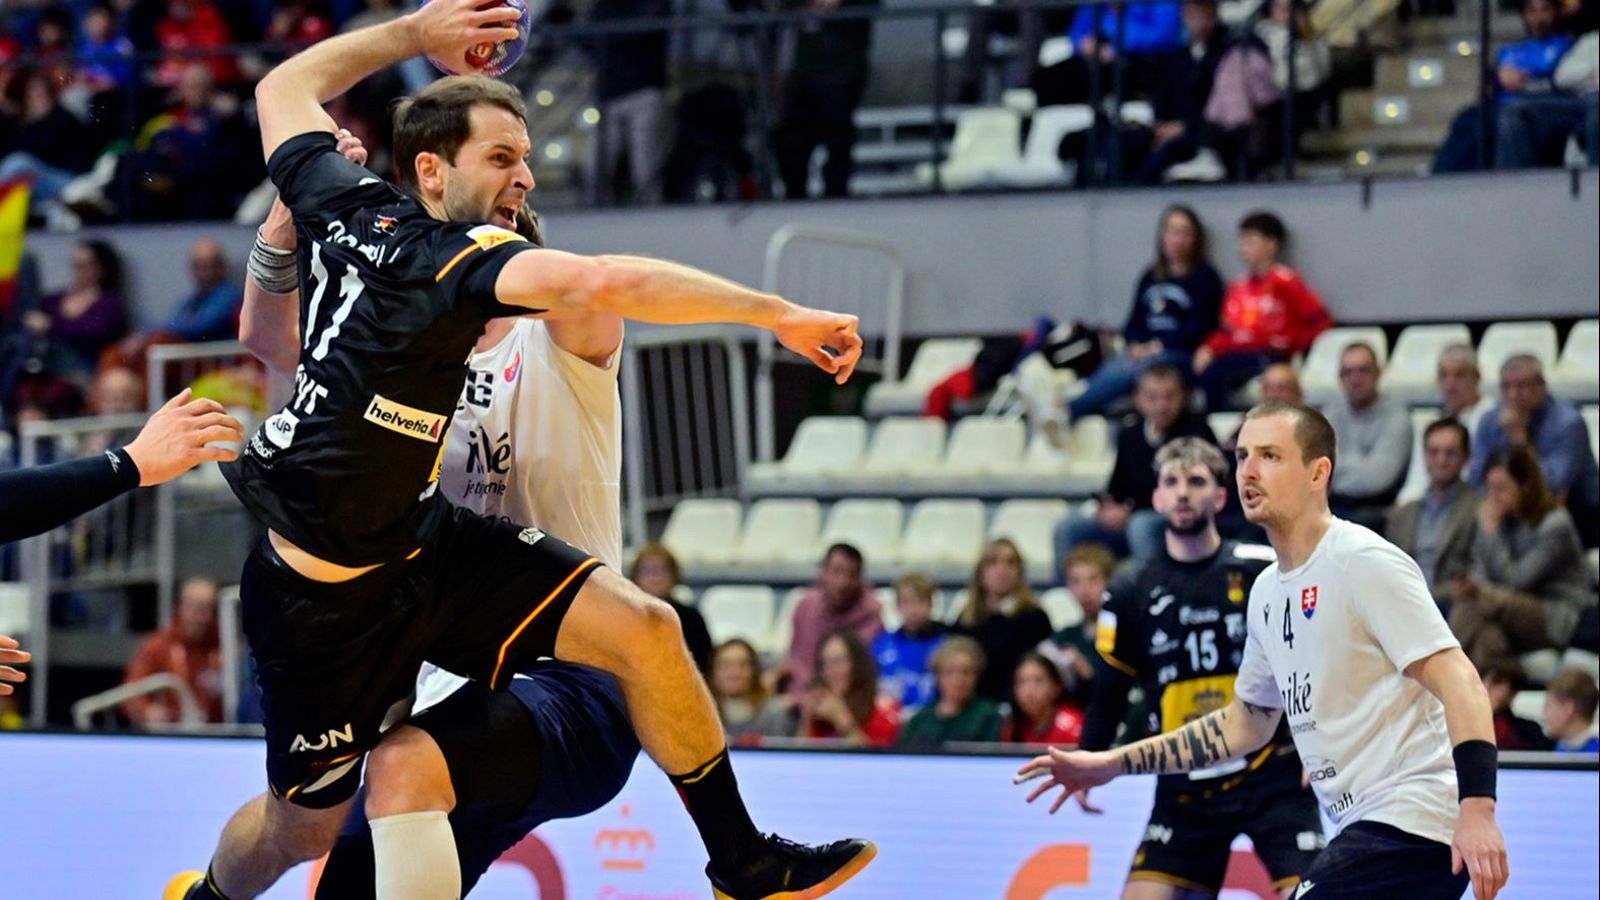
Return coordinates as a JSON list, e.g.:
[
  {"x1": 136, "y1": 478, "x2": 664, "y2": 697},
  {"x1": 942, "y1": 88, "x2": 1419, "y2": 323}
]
[
  {"x1": 169, "y1": 3, "x2": 872, "y2": 898},
  {"x1": 1074, "y1": 438, "x2": 1324, "y2": 899}
]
